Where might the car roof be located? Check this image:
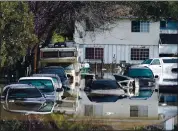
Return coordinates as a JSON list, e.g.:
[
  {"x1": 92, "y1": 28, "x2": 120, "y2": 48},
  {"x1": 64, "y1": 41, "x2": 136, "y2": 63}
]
[
  {"x1": 19, "y1": 77, "x2": 53, "y2": 80},
  {"x1": 4, "y1": 84, "x2": 36, "y2": 89},
  {"x1": 43, "y1": 66, "x2": 64, "y2": 69},
  {"x1": 32, "y1": 74, "x2": 59, "y2": 77},
  {"x1": 130, "y1": 66, "x2": 150, "y2": 69},
  {"x1": 93, "y1": 79, "x2": 116, "y2": 82}
]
